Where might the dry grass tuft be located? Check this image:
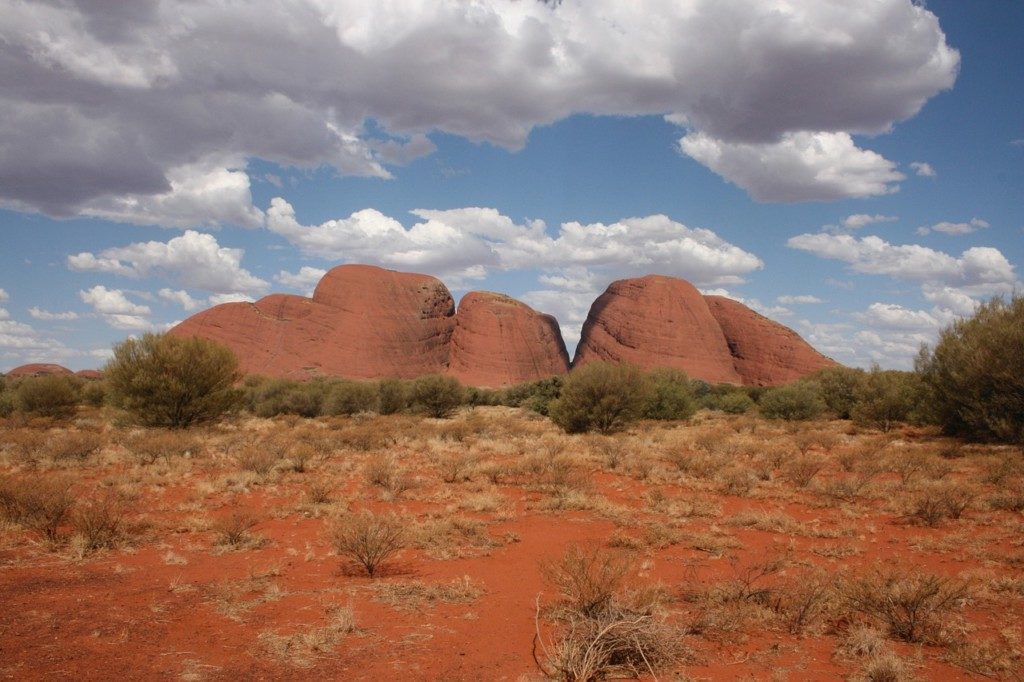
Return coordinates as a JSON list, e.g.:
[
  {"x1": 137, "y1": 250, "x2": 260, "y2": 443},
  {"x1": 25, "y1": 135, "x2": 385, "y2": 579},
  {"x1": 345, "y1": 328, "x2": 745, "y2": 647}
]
[
  {"x1": 842, "y1": 568, "x2": 971, "y2": 643},
  {"x1": 212, "y1": 510, "x2": 261, "y2": 549},
  {"x1": 372, "y1": 575, "x2": 483, "y2": 610},
  {"x1": 331, "y1": 511, "x2": 406, "y2": 577},
  {"x1": 0, "y1": 474, "x2": 75, "y2": 544},
  {"x1": 258, "y1": 606, "x2": 357, "y2": 667}
]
